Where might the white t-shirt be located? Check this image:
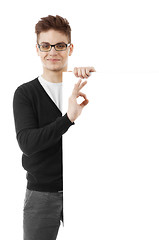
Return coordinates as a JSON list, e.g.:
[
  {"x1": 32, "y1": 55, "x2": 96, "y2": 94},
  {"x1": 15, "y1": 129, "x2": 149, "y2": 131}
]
[{"x1": 38, "y1": 75, "x2": 62, "y2": 112}]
